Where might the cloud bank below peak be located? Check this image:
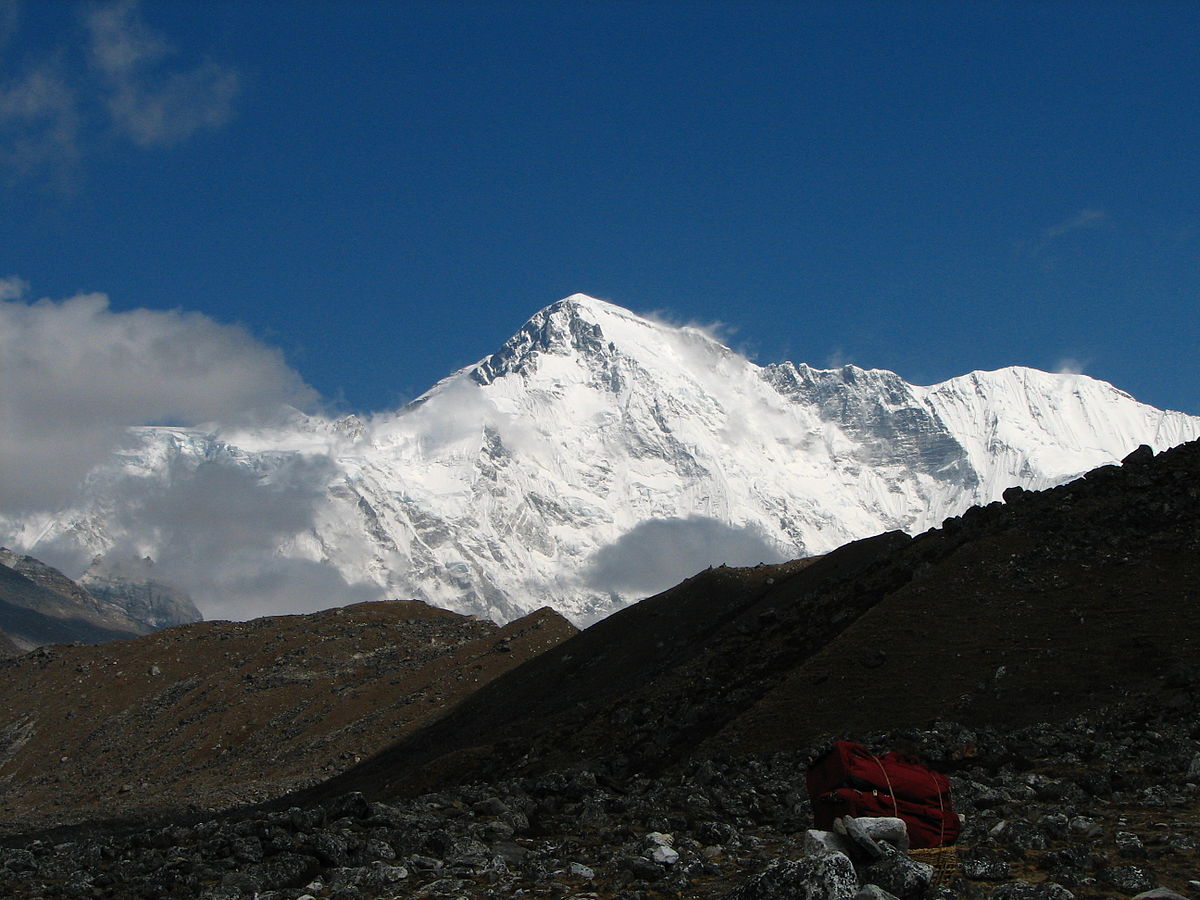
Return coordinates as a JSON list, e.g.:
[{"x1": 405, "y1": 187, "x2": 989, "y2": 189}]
[{"x1": 0, "y1": 285, "x2": 317, "y2": 512}]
